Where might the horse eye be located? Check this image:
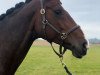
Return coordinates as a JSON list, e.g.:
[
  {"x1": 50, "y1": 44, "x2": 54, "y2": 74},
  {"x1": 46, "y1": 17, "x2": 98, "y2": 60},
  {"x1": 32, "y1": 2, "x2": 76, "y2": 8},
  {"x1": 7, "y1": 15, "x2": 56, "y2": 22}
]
[{"x1": 54, "y1": 10, "x2": 62, "y2": 16}]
